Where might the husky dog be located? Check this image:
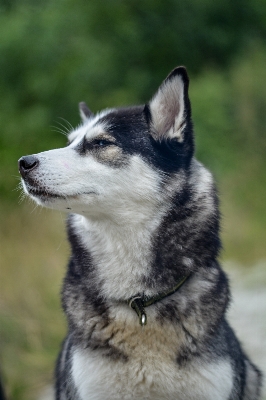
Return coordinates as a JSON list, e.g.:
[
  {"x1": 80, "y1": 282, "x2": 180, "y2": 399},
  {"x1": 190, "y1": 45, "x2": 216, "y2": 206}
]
[{"x1": 19, "y1": 67, "x2": 262, "y2": 400}]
